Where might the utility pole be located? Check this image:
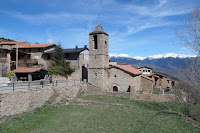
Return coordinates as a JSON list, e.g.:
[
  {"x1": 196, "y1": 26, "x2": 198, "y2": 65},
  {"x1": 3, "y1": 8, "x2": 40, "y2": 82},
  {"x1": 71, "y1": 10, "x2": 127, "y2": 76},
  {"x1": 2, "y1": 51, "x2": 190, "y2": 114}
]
[{"x1": 16, "y1": 38, "x2": 18, "y2": 69}]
